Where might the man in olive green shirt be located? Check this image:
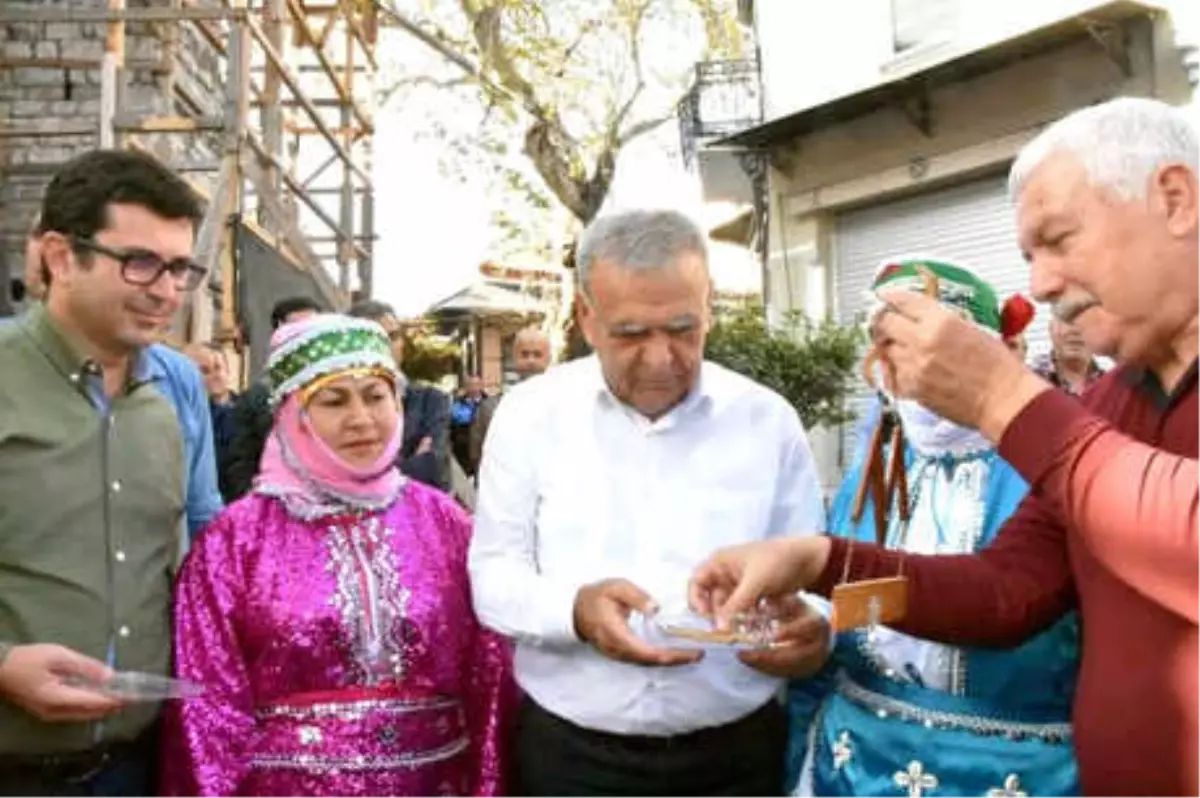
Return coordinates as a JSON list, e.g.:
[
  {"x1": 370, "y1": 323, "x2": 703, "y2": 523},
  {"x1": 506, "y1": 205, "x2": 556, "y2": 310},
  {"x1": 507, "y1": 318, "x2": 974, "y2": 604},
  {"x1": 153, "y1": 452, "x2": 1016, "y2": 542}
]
[{"x1": 0, "y1": 149, "x2": 204, "y2": 795}]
